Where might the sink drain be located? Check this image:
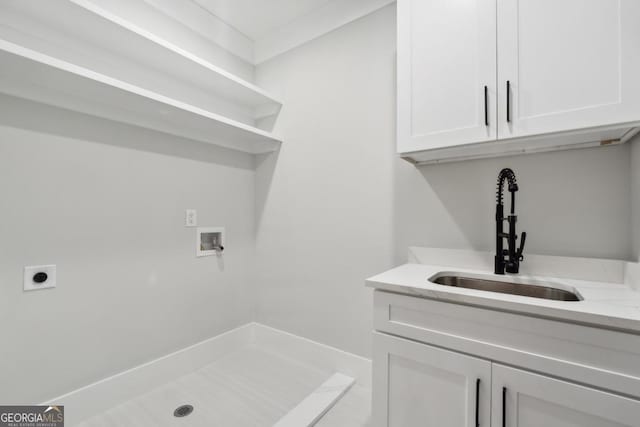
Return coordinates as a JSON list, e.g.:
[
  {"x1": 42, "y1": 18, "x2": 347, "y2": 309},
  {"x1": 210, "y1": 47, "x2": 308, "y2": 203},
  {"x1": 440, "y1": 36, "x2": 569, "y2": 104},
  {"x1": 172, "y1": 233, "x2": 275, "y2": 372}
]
[{"x1": 173, "y1": 404, "x2": 194, "y2": 417}]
